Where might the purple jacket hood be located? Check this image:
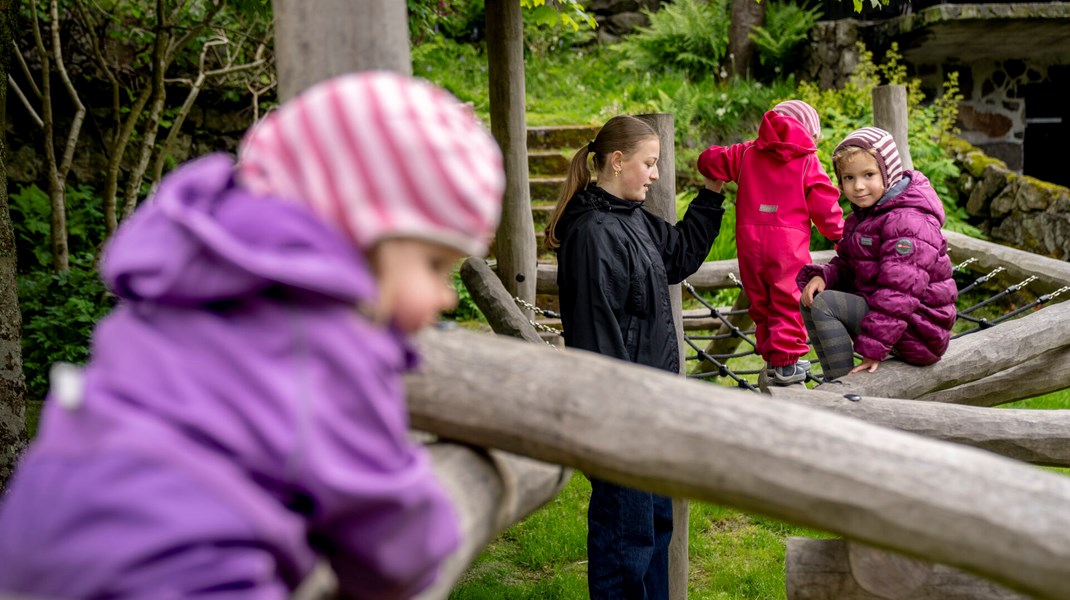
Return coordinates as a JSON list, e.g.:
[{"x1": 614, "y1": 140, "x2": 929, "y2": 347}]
[
  {"x1": 102, "y1": 153, "x2": 376, "y2": 306},
  {"x1": 0, "y1": 154, "x2": 459, "y2": 599}
]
